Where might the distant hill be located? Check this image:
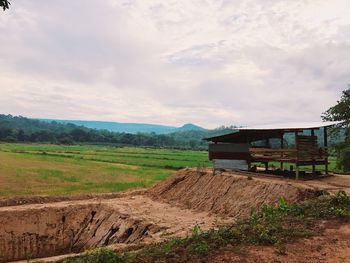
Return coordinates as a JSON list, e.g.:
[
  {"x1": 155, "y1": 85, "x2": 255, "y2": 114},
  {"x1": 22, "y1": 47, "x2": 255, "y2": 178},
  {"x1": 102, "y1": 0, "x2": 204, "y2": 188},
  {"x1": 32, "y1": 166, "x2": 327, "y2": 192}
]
[
  {"x1": 0, "y1": 114, "x2": 221, "y2": 148},
  {"x1": 39, "y1": 119, "x2": 206, "y2": 134},
  {"x1": 177, "y1": 123, "x2": 205, "y2": 132}
]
